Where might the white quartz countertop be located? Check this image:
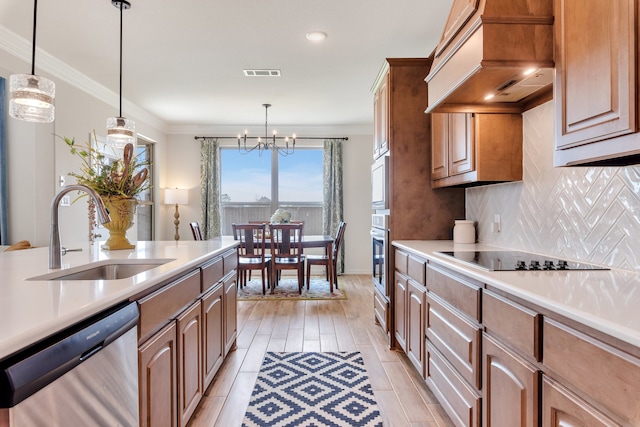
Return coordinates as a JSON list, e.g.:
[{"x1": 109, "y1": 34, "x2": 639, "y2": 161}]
[
  {"x1": 0, "y1": 238, "x2": 238, "y2": 360},
  {"x1": 393, "y1": 240, "x2": 640, "y2": 349}
]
